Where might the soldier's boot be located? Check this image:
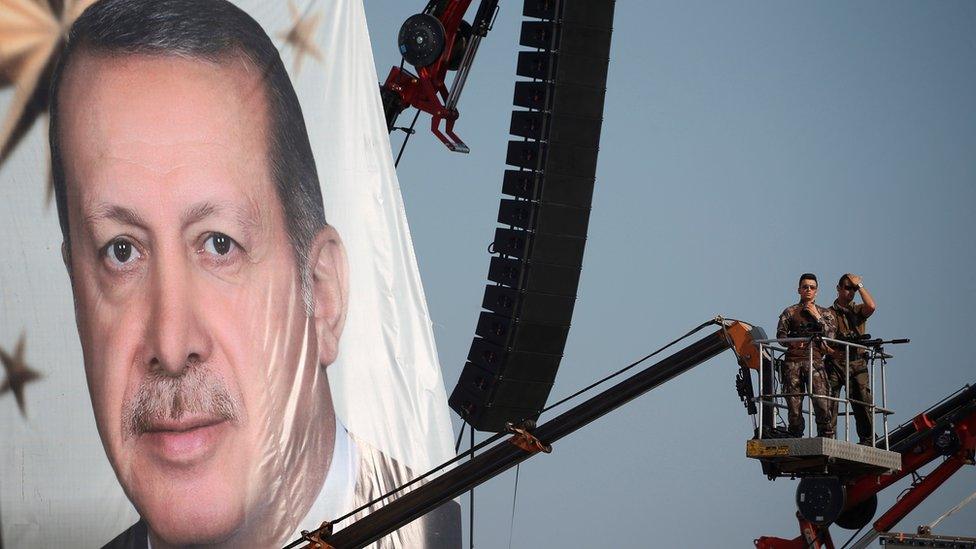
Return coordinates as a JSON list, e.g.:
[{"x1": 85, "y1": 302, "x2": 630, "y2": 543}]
[{"x1": 816, "y1": 418, "x2": 835, "y2": 438}]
